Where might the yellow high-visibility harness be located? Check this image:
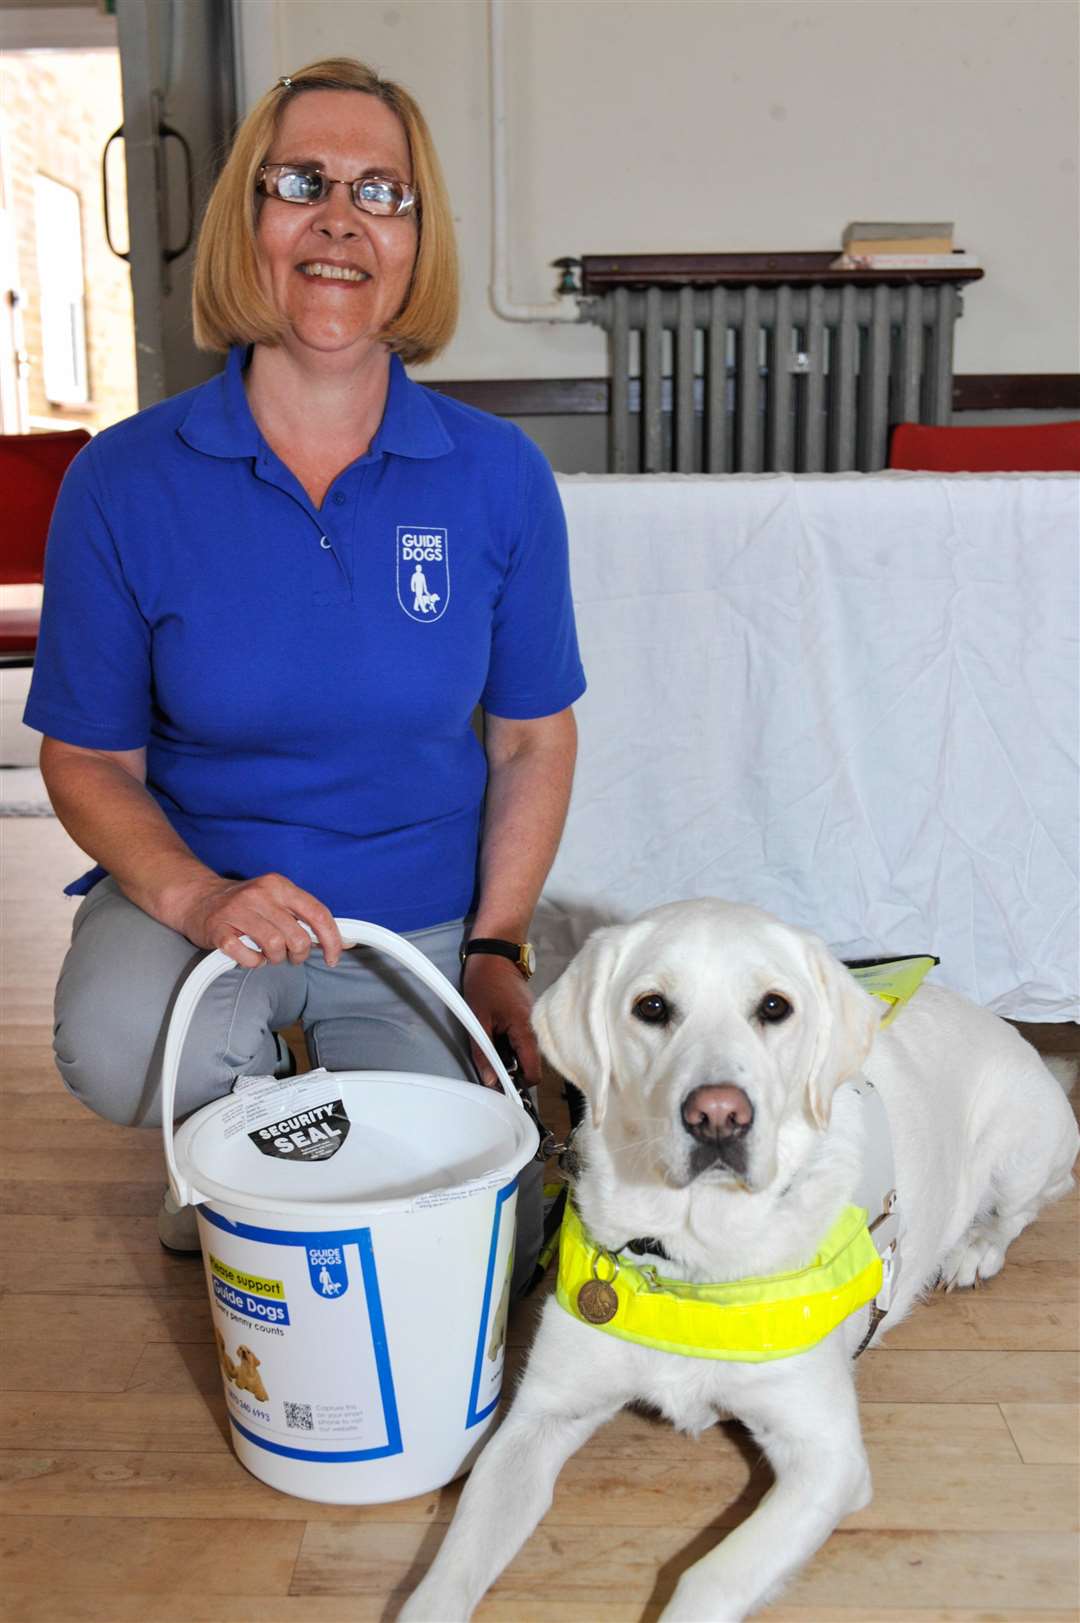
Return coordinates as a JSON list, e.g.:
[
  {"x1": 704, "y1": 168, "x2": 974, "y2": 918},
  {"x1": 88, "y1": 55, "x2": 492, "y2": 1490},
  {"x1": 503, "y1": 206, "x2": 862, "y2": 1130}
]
[
  {"x1": 557, "y1": 1199, "x2": 883, "y2": 1361},
  {"x1": 553, "y1": 954, "x2": 937, "y2": 1361}
]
